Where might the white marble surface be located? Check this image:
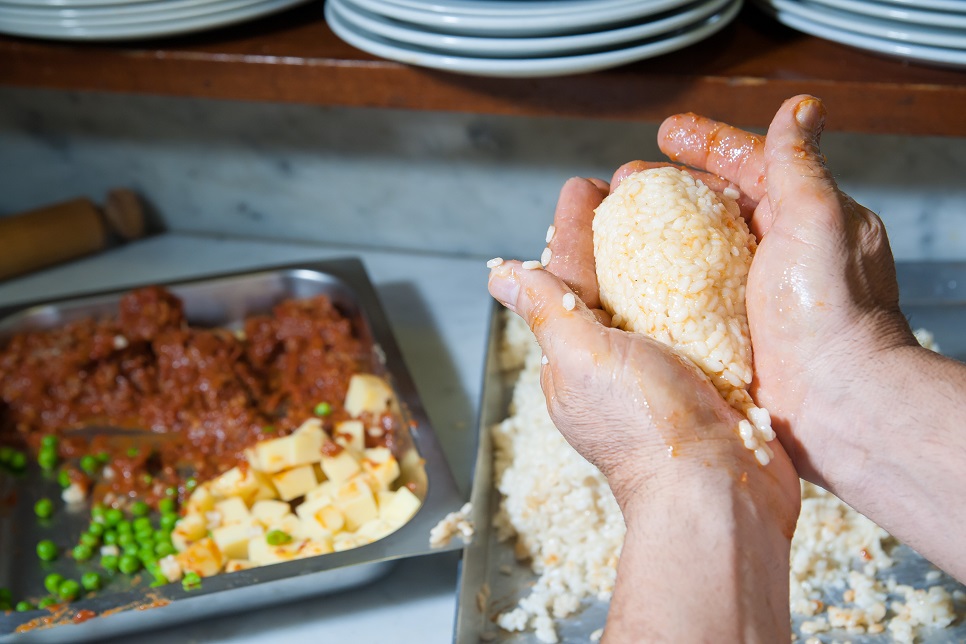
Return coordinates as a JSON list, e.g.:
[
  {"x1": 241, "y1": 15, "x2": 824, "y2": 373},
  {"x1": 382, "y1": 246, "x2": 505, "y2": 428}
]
[
  {"x1": 0, "y1": 233, "x2": 492, "y2": 644},
  {"x1": 2, "y1": 88, "x2": 966, "y2": 261}
]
